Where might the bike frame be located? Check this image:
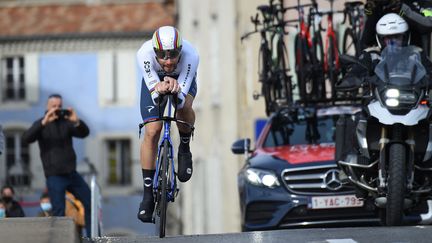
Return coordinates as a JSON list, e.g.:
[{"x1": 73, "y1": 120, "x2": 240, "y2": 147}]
[
  {"x1": 153, "y1": 100, "x2": 176, "y2": 202},
  {"x1": 323, "y1": 11, "x2": 340, "y2": 73}
]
